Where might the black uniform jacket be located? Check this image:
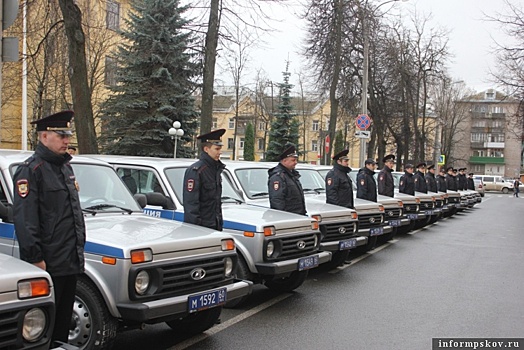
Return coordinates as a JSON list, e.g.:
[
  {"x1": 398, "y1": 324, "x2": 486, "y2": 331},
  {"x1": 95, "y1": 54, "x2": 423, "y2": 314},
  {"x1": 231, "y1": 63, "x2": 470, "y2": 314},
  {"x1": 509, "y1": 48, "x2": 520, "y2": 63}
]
[
  {"x1": 183, "y1": 152, "x2": 225, "y2": 231},
  {"x1": 356, "y1": 167, "x2": 377, "y2": 202},
  {"x1": 436, "y1": 175, "x2": 447, "y2": 192},
  {"x1": 458, "y1": 174, "x2": 467, "y2": 190},
  {"x1": 399, "y1": 171, "x2": 415, "y2": 195},
  {"x1": 445, "y1": 174, "x2": 458, "y2": 191},
  {"x1": 325, "y1": 163, "x2": 354, "y2": 209},
  {"x1": 268, "y1": 163, "x2": 307, "y2": 215},
  {"x1": 414, "y1": 170, "x2": 428, "y2": 193},
  {"x1": 13, "y1": 143, "x2": 86, "y2": 277},
  {"x1": 425, "y1": 173, "x2": 438, "y2": 192},
  {"x1": 467, "y1": 178, "x2": 475, "y2": 190},
  {"x1": 377, "y1": 166, "x2": 395, "y2": 197}
]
